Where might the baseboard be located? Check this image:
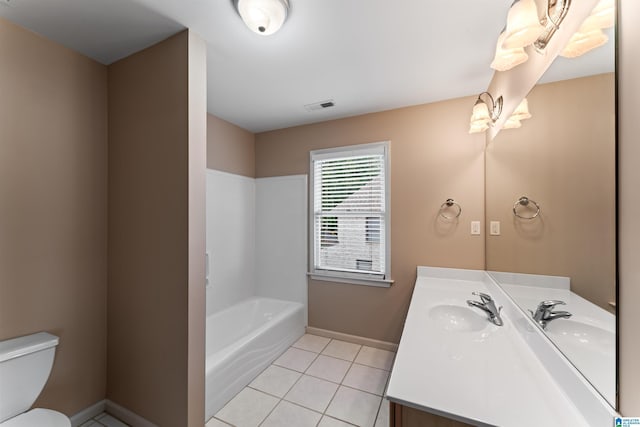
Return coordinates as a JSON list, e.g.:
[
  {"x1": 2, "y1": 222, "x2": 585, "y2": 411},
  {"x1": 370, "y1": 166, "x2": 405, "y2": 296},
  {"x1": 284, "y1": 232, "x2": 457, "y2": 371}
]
[
  {"x1": 305, "y1": 327, "x2": 399, "y2": 352},
  {"x1": 105, "y1": 400, "x2": 158, "y2": 427},
  {"x1": 69, "y1": 399, "x2": 157, "y2": 427},
  {"x1": 70, "y1": 400, "x2": 106, "y2": 426}
]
